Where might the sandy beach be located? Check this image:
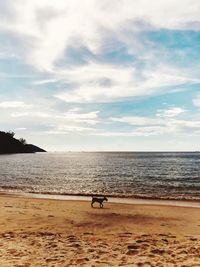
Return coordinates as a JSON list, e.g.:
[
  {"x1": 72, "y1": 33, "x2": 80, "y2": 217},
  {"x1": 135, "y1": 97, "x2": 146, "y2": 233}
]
[{"x1": 0, "y1": 194, "x2": 200, "y2": 266}]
